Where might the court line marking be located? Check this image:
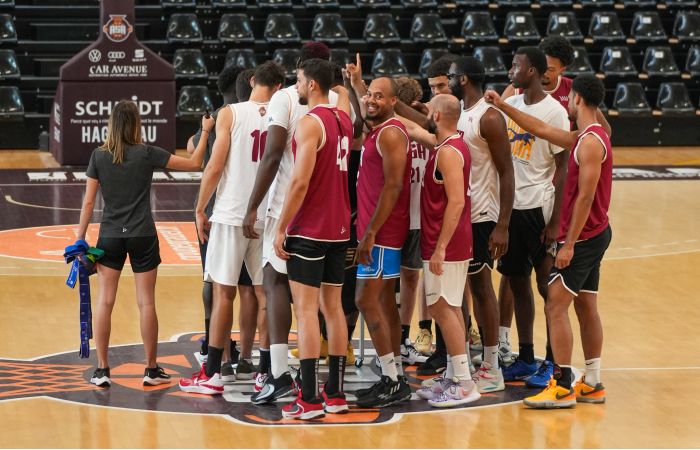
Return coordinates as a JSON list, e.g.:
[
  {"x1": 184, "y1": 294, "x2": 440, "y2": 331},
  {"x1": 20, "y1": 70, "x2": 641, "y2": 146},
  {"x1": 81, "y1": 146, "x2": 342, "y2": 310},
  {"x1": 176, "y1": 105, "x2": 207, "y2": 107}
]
[{"x1": 4, "y1": 195, "x2": 194, "y2": 213}]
